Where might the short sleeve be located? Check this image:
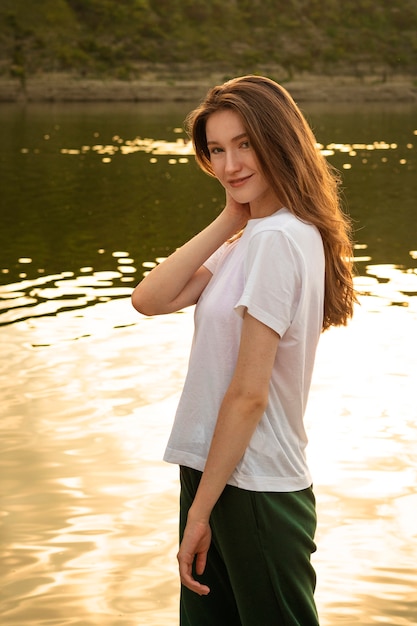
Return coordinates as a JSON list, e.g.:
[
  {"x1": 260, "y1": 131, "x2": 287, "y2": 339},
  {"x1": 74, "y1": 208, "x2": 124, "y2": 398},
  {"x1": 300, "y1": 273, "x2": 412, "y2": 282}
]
[
  {"x1": 203, "y1": 242, "x2": 230, "y2": 275},
  {"x1": 234, "y1": 230, "x2": 302, "y2": 337}
]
